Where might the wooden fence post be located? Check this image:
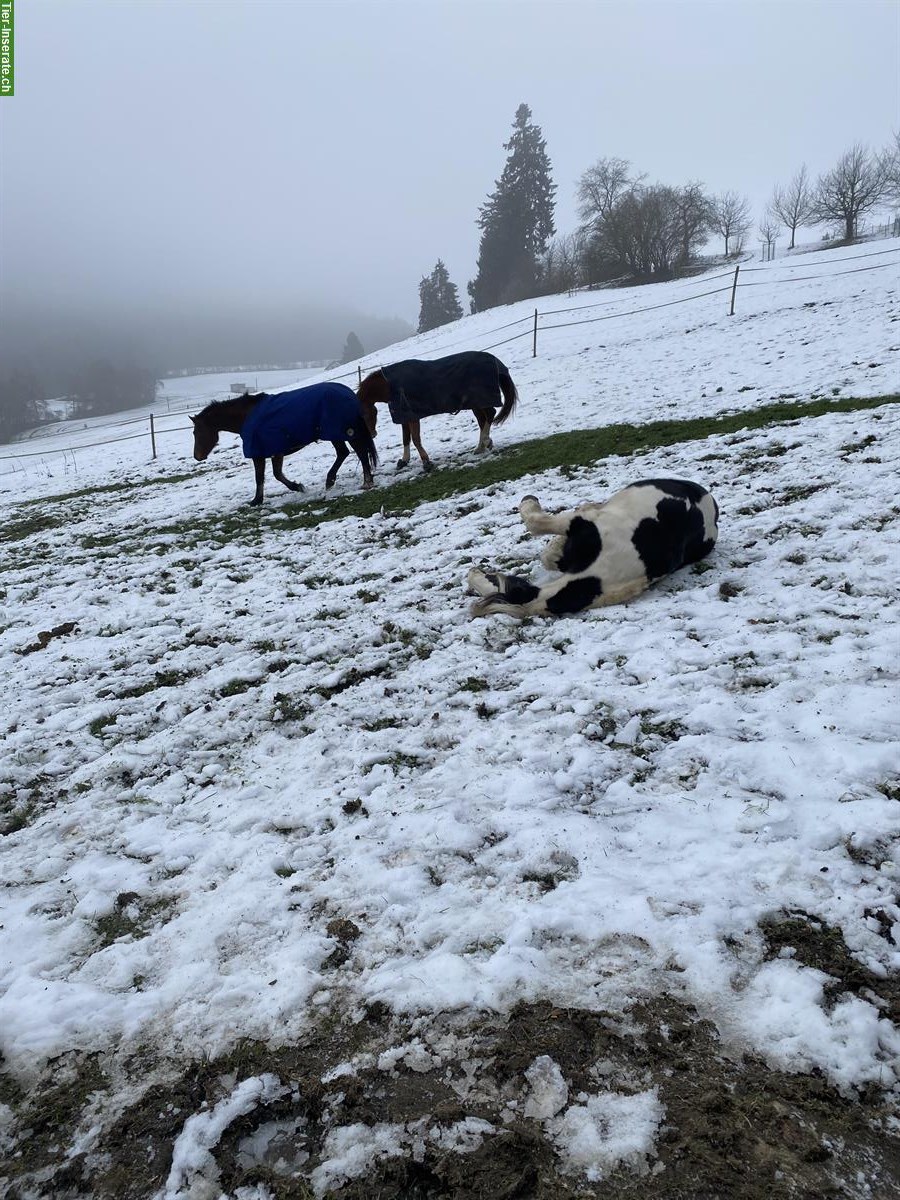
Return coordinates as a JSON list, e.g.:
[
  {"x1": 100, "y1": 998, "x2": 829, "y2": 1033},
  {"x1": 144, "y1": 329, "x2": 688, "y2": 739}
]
[
  {"x1": 533, "y1": 308, "x2": 538, "y2": 357},
  {"x1": 358, "y1": 365, "x2": 362, "y2": 385},
  {"x1": 729, "y1": 264, "x2": 740, "y2": 317},
  {"x1": 150, "y1": 413, "x2": 157, "y2": 459}
]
